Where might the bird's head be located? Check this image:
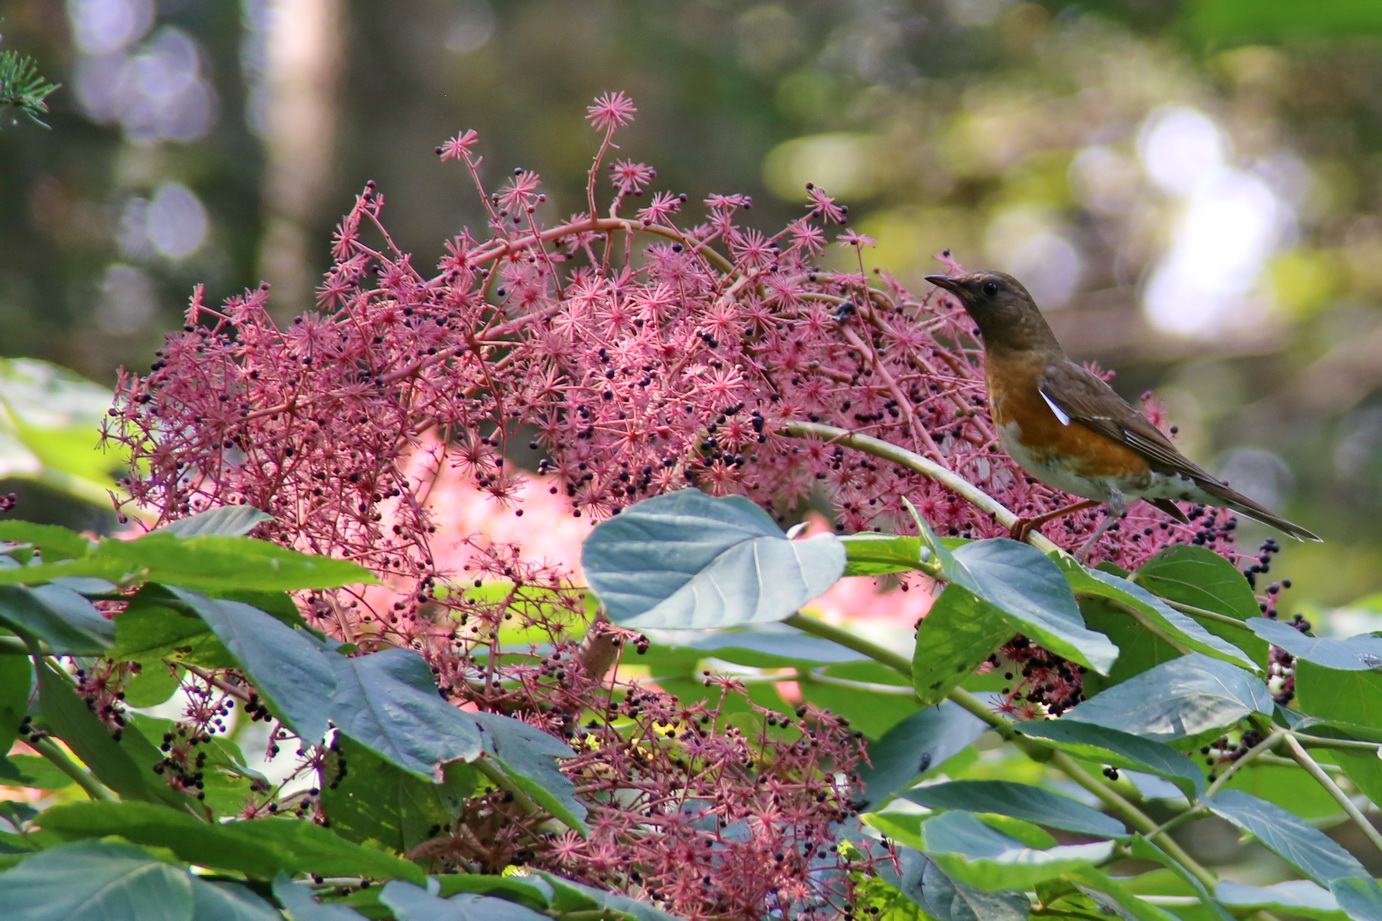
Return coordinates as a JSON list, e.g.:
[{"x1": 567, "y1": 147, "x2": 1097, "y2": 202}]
[{"x1": 925, "y1": 270, "x2": 1060, "y2": 353}]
